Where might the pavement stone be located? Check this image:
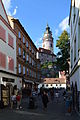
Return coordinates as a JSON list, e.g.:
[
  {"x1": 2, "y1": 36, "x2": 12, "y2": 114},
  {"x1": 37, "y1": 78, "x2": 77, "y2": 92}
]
[{"x1": 0, "y1": 90, "x2": 80, "y2": 120}]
